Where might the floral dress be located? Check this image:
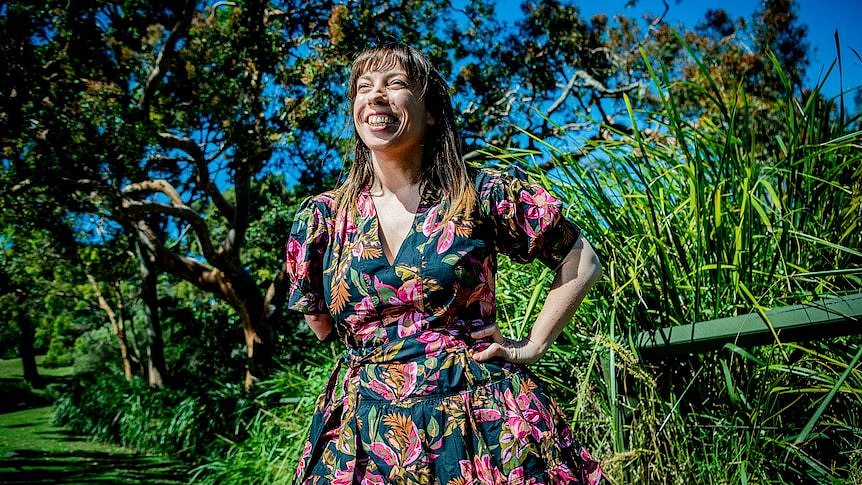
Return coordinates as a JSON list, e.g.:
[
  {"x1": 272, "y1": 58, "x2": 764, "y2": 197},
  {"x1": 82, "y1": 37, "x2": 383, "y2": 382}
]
[{"x1": 286, "y1": 168, "x2": 602, "y2": 484}]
